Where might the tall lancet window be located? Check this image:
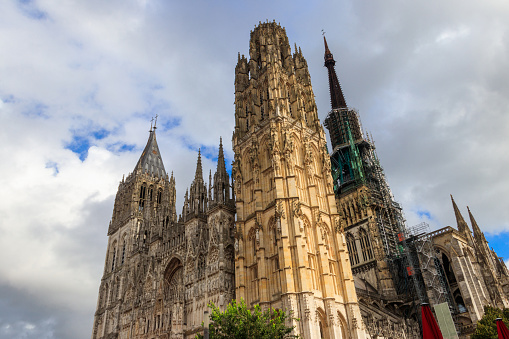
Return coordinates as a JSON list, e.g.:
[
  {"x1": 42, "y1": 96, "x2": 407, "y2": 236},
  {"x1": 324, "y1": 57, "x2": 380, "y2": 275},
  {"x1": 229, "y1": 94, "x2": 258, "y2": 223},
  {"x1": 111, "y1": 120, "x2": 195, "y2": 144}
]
[
  {"x1": 260, "y1": 91, "x2": 265, "y2": 120},
  {"x1": 139, "y1": 184, "x2": 147, "y2": 211},
  {"x1": 359, "y1": 228, "x2": 373, "y2": 261},
  {"x1": 121, "y1": 239, "x2": 126, "y2": 265},
  {"x1": 346, "y1": 233, "x2": 359, "y2": 265},
  {"x1": 111, "y1": 245, "x2": 117, "y2": 272},
  {"x1": 287, "y1": 90, "x2": 292, "y2": 114}
]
